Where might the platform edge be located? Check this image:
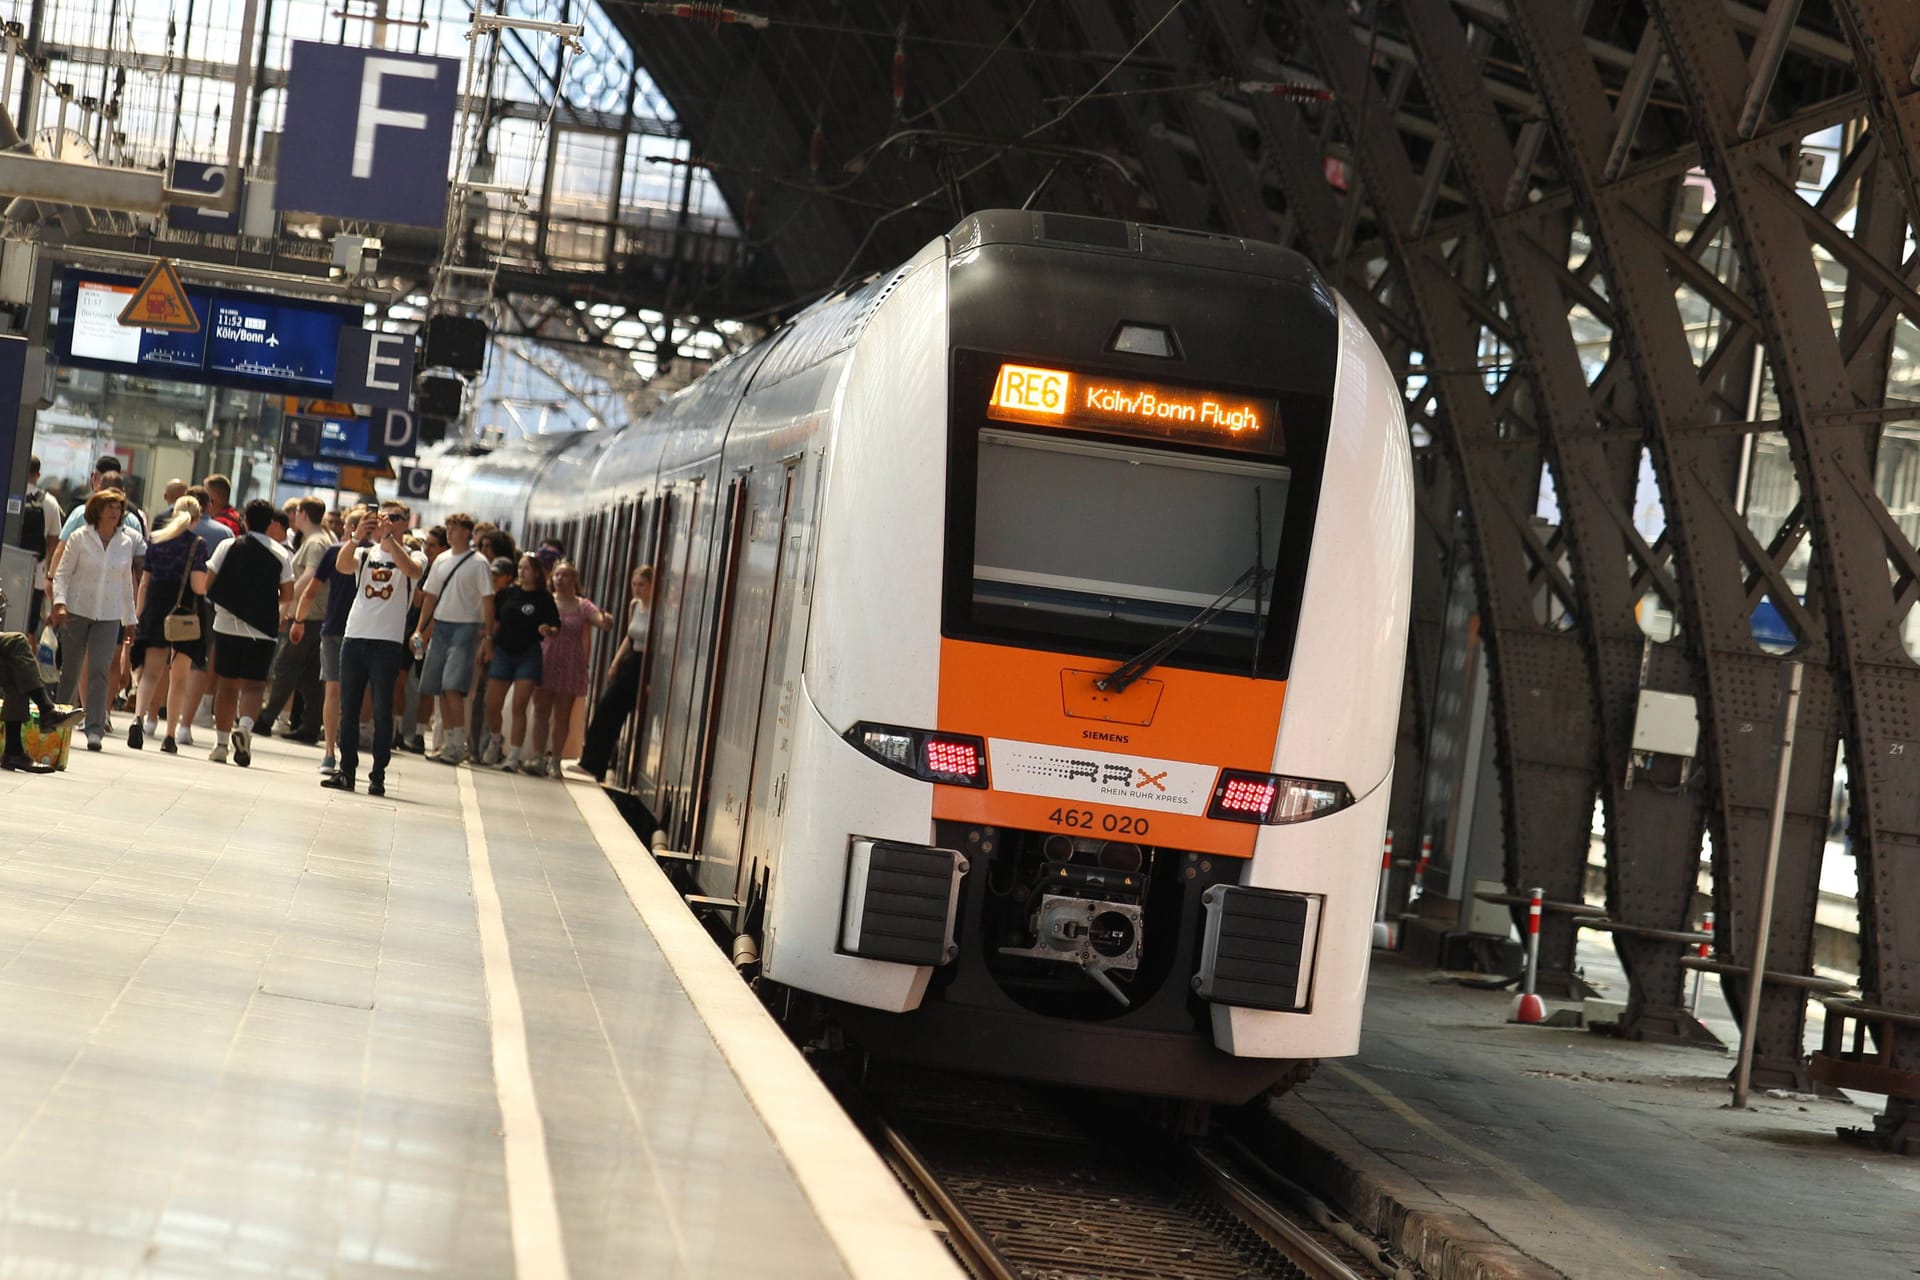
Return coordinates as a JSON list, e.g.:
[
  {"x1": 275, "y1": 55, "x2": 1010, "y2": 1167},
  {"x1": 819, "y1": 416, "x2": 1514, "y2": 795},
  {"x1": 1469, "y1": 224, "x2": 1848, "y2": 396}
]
[
  {"x1": 562, "y1": 778, "x2": 963, "y2": 1280},
  {"x1": 1260, "y1": 1093, "x2": 1568, "y2": 1280}
]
